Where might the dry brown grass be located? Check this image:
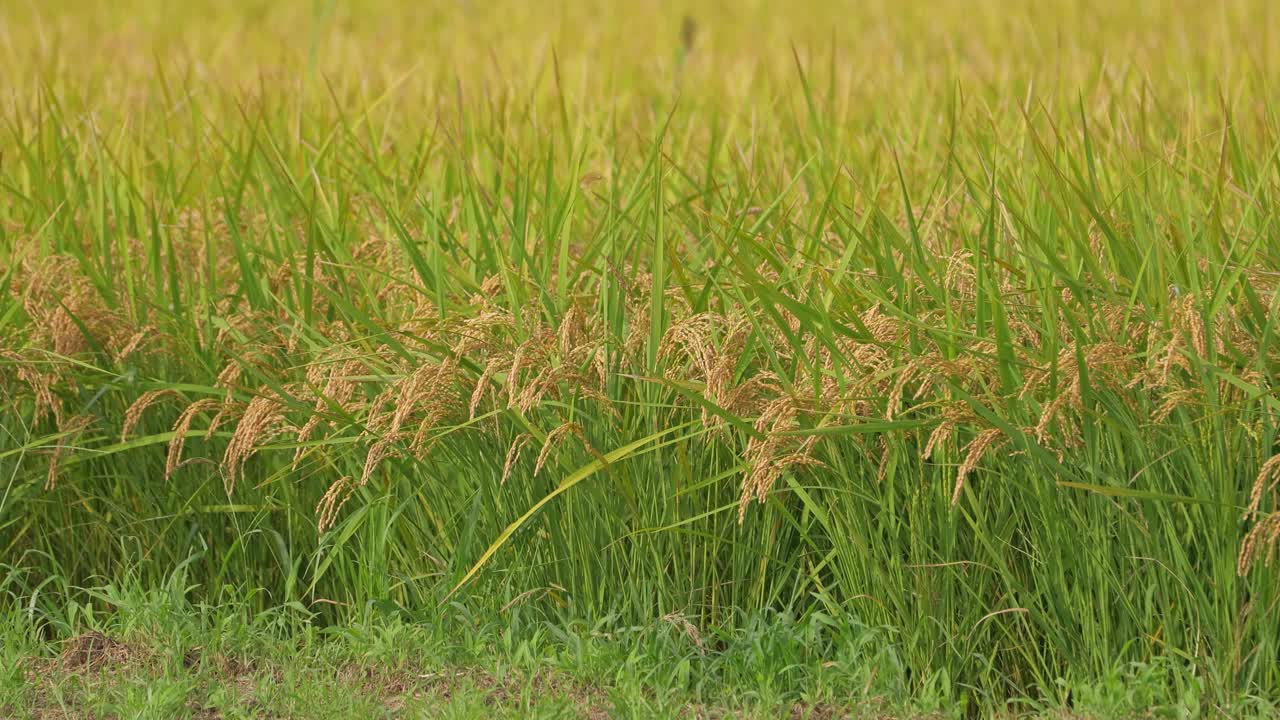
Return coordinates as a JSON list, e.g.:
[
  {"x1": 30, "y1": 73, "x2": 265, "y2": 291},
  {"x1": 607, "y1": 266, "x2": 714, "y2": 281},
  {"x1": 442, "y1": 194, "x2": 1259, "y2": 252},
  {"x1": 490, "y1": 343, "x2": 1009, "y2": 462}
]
[{"x1": 58, "y1": 632, "x2": 137, "y2": 672}]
